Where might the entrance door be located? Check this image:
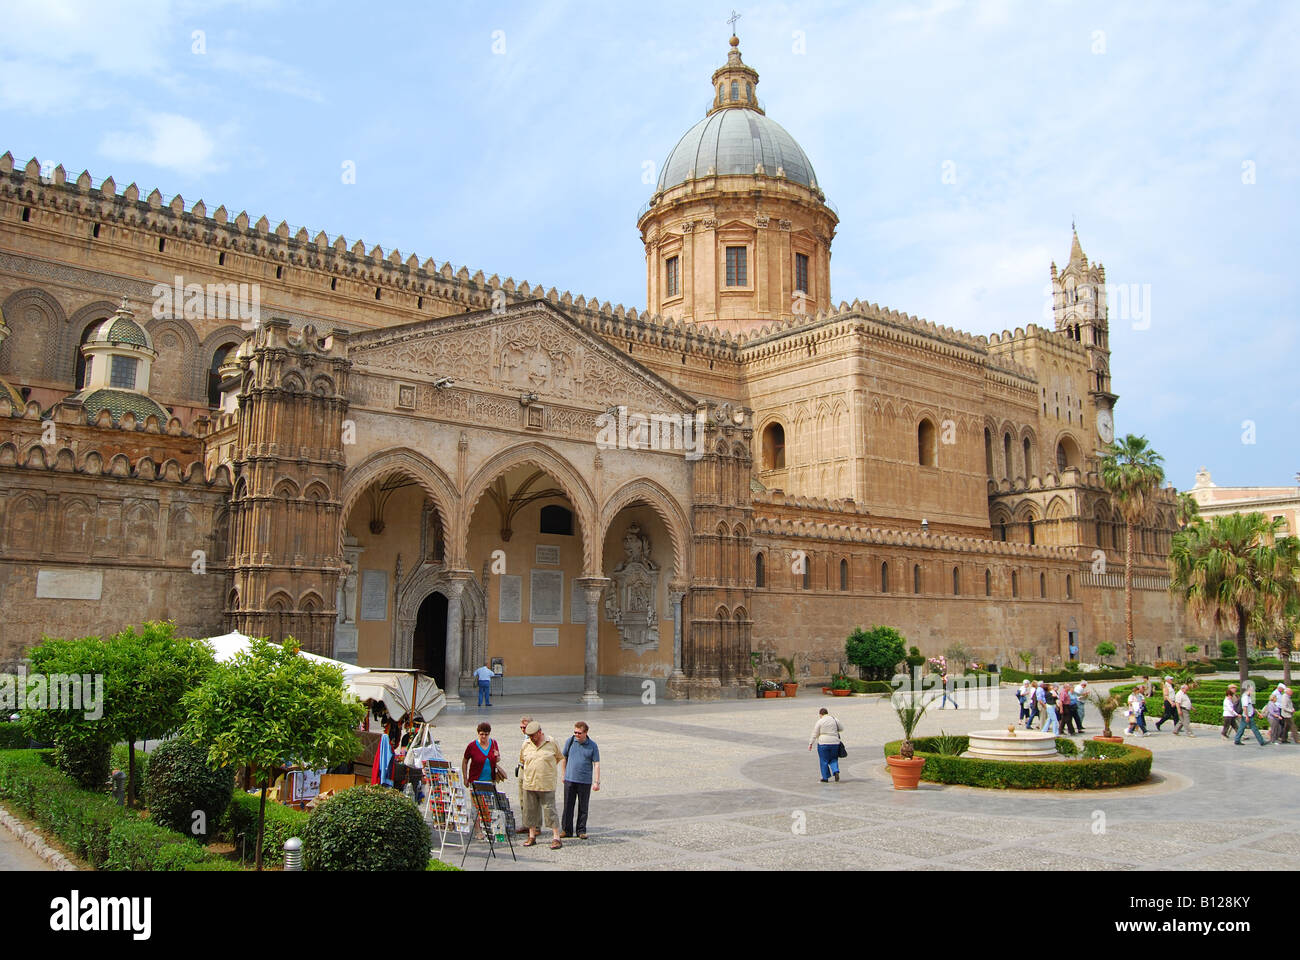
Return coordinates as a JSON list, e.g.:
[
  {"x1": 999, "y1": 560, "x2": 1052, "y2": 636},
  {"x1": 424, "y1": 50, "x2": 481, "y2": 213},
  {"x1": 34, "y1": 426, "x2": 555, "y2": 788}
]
[
  {"x1": 414, "y1": 593, "x2": 448, "y2": 689},
  {"x1": 1067, "y1": 630, "x2": 1079, "y2": 661}
]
